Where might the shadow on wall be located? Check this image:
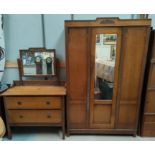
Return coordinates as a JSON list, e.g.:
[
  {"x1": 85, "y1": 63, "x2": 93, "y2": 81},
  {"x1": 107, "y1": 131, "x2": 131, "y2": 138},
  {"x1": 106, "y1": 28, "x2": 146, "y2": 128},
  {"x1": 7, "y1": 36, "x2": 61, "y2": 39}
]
[
  {"x1": 55, "y1": 30, "x2": 65, "y2": 61},
  {"x1": 55, "y1": 30, "x2": 66, "y2": 81}
]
